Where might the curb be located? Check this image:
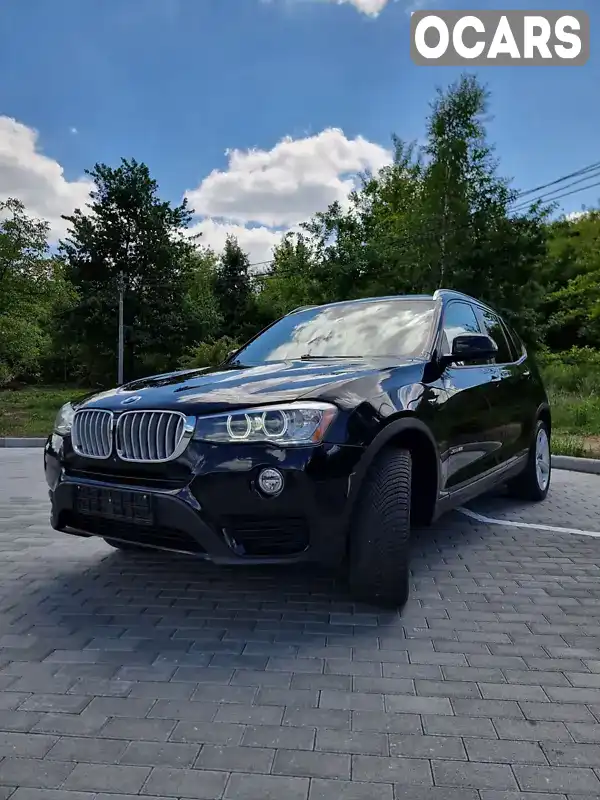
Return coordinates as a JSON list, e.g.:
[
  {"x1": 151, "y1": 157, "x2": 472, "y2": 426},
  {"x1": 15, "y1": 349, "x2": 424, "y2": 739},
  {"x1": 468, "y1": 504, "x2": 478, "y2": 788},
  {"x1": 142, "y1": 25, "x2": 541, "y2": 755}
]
[
  {"x1": 551, "y1": 454, "x2": 600, "y2": 475},
  {"x1": 0, "y1": 438, "x2": 46, "y2": 448}
]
